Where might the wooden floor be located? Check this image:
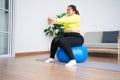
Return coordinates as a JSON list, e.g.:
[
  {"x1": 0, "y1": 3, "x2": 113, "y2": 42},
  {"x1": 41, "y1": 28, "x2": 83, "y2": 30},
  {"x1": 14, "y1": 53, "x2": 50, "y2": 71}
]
[{"x1": 0, "y1": 54, "x2": 120, "y2": 80}]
